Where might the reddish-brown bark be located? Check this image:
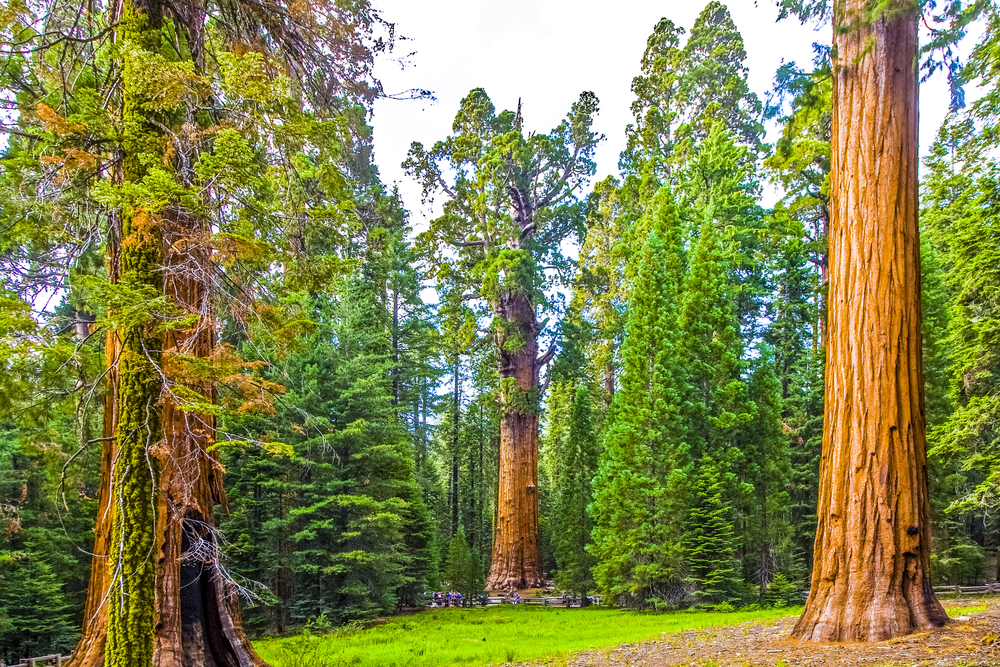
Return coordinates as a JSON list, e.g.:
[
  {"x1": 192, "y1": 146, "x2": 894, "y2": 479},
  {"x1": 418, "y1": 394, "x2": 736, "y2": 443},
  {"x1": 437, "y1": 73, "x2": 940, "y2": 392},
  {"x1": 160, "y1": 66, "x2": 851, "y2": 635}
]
[
  {"x1": 487, "y1": 289, "x2": 545, "y2": 590},
  {"x1": 791, "y1": 0, "x2": 947, "y2": 642},
  {"x1": 68, "y1": 214, "x2": 266, "y2": 667}
]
